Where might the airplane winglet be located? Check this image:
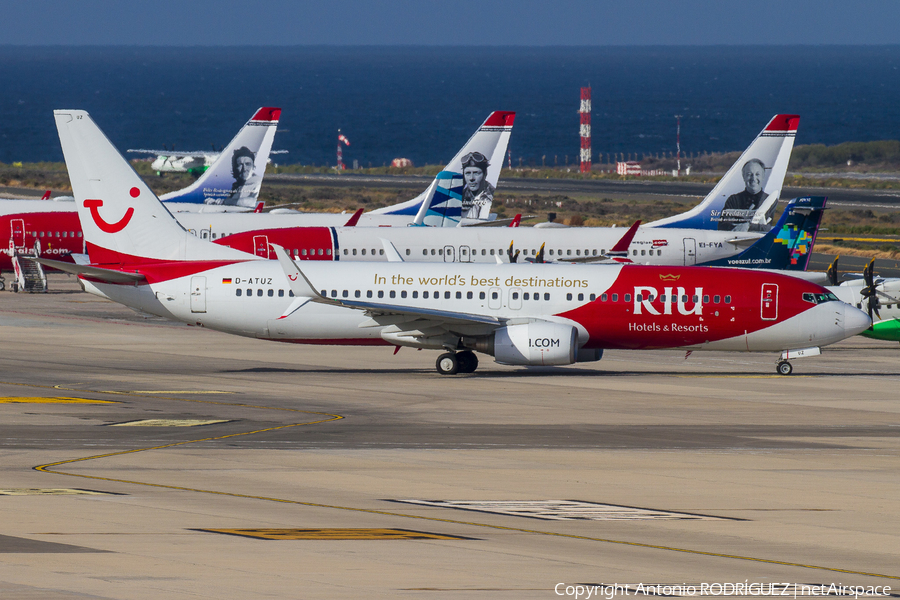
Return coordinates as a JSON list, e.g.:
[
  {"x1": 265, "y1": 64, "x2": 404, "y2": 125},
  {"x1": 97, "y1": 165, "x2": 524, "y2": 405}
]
[
  {"x1": 254, "y1": 201, "x2": 265, "y2": 214},
  {"x1": 344, "y1": 208, "x2": 364, "y2": 227},
  {"x1": 272, "y1": 244, "x2": 330, "y2": 302},
  {"x1": 610, "y1": 220, "x2": 641, "y2": 254},
  {"x1": 41, "y1": 190, "x2": 51, "y2": 200},
  {"x1": 509, "y1": 214, "x2": 522, "y2": 228},
  {"x1": 380, "y1": 239, "x2": 405, "y2": 262}
]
